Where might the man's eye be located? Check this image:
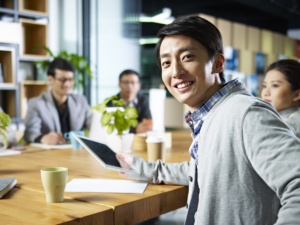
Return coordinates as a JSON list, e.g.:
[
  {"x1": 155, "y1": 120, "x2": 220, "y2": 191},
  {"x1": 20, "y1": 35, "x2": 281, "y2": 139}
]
[
  {"x1": 161, "y1": 61, "x2": 170, "y2": 67},
  {"x1": 183, "y1": 54, "x2": 193, "y2": 60}
]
